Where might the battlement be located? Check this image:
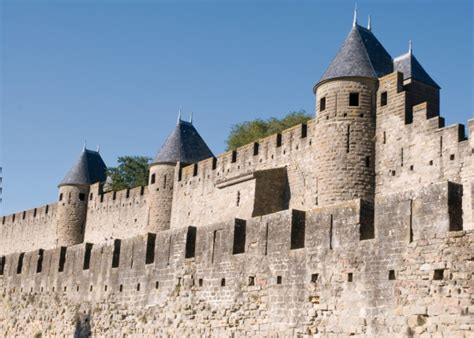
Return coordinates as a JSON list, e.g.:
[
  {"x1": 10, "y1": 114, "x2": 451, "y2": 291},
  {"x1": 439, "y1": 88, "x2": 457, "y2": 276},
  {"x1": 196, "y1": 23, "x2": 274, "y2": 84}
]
[{"x1": 0, "y1": 180, "x2": 471, "y2": 336}]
